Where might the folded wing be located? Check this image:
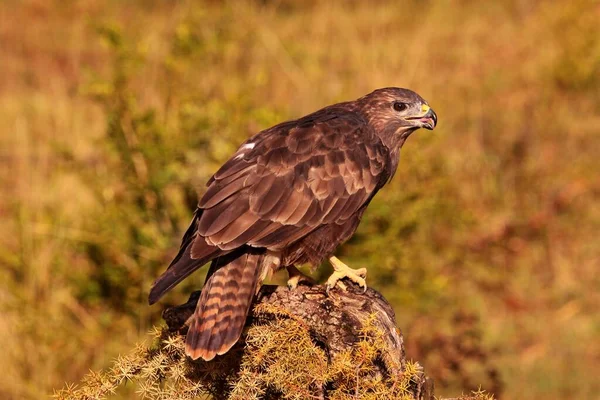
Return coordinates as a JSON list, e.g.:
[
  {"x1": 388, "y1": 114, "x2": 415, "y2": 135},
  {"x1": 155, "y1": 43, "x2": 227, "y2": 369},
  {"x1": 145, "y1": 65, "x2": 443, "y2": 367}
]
[{"x1": 149, "y1": 107, "x2": 389, "y2": 304}]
